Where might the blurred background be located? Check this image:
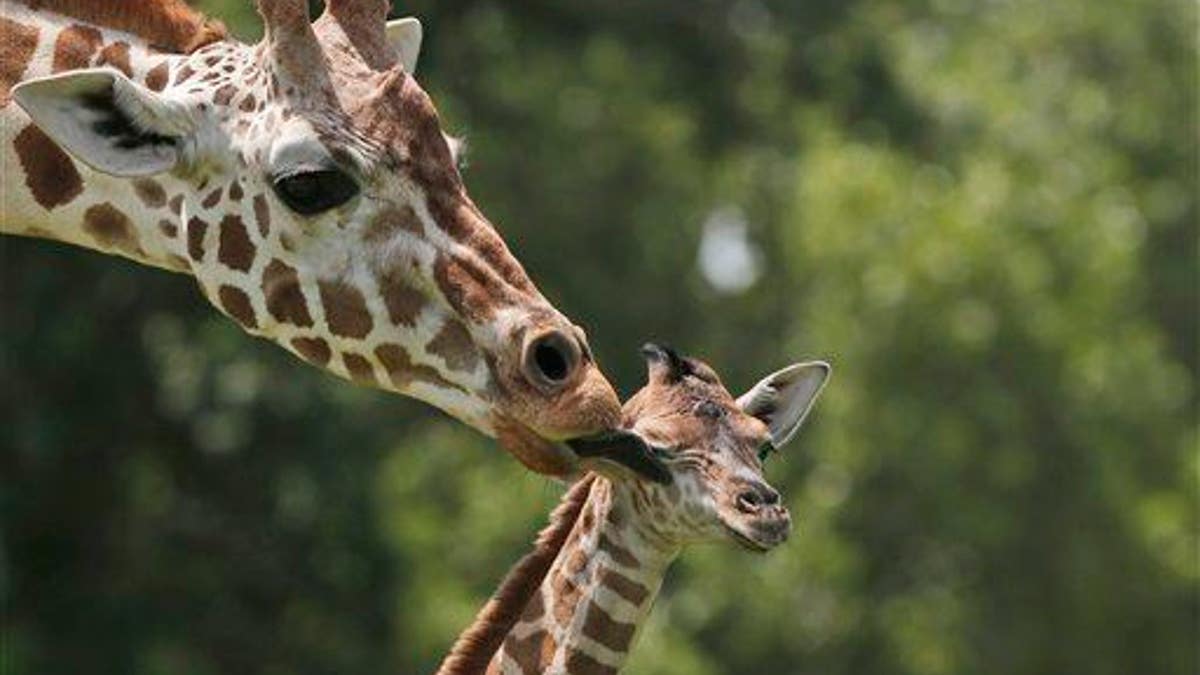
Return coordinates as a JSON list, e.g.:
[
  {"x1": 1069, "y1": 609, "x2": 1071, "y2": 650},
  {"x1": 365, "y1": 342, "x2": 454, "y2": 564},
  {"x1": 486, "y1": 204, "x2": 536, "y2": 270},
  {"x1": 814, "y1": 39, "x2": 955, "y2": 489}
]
[{"x1": 1, "y1": 0, "x2": 1196, "y2": 673}]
